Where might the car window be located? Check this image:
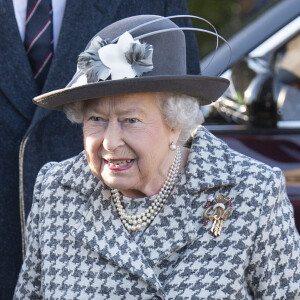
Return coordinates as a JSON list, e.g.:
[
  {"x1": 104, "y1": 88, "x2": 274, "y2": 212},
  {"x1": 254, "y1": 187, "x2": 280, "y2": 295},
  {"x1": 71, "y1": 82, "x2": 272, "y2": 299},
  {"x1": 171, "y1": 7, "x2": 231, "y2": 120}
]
[
  {"x1": 274, "y1": 34, "x2": 300, "y2": 122},
  {"x1": 203, "y1": 32, "x2": 300, "y2": 127}
]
